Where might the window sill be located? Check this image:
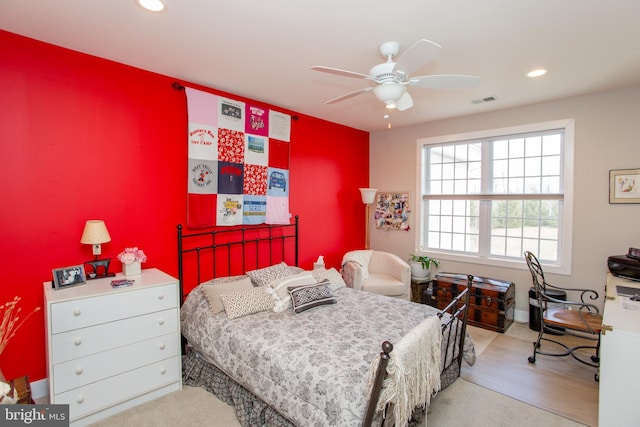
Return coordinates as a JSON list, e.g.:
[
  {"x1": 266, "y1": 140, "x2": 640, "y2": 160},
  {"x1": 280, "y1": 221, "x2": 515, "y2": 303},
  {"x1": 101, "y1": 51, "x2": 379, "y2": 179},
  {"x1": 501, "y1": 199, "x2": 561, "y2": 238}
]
[{"x1": 426, "y1": 251, "x2": 570, "y2": 276}]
